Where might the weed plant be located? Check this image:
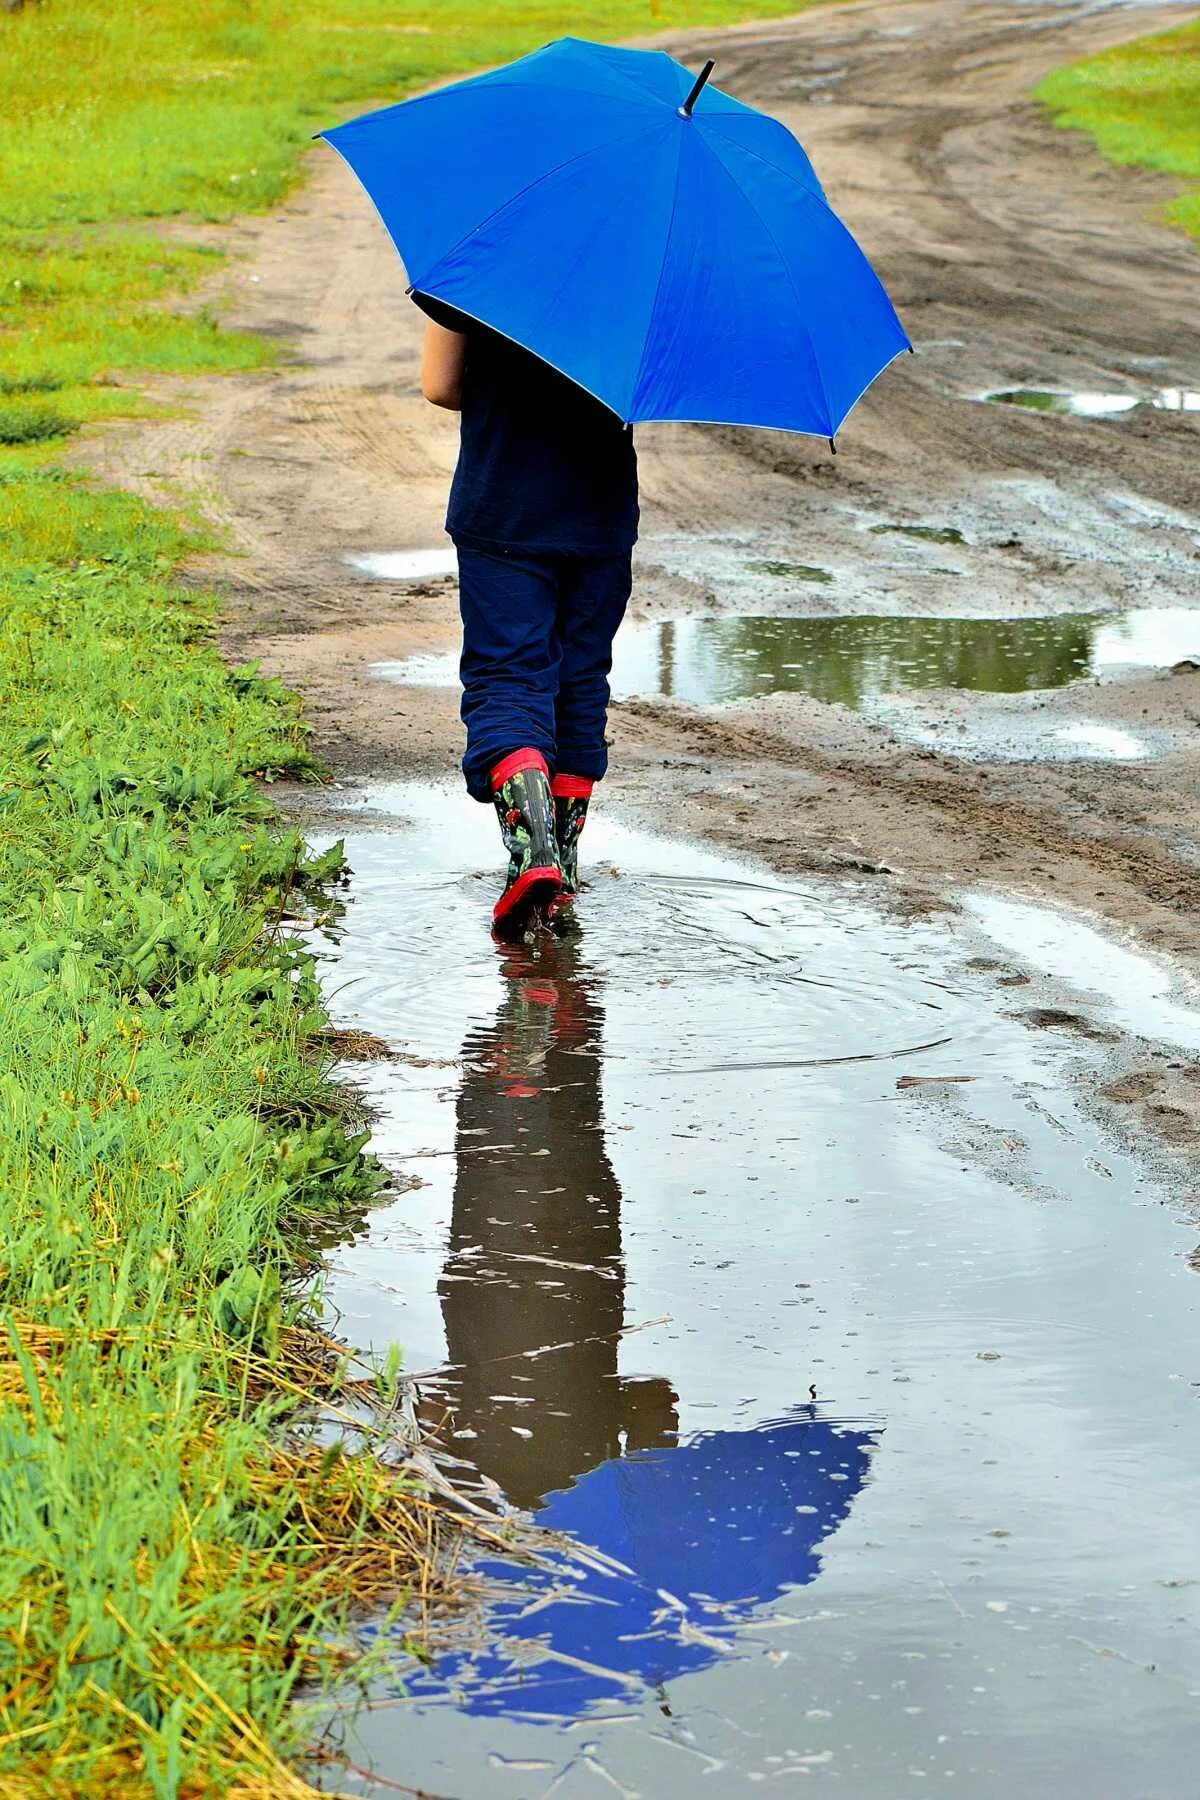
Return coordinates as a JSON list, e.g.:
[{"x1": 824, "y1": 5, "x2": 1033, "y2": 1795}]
[{"x1": 1036, "y1": 18, "x2": 1200, "y2": 242}]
